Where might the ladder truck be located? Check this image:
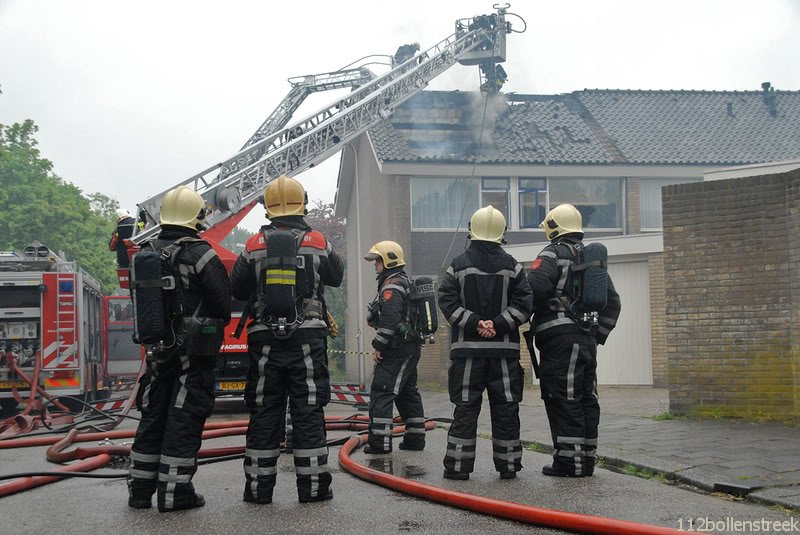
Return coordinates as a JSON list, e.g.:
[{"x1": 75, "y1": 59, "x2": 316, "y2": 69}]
[{"x1": 125, "y1": 6, "x2": 513, "y2": 397}]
